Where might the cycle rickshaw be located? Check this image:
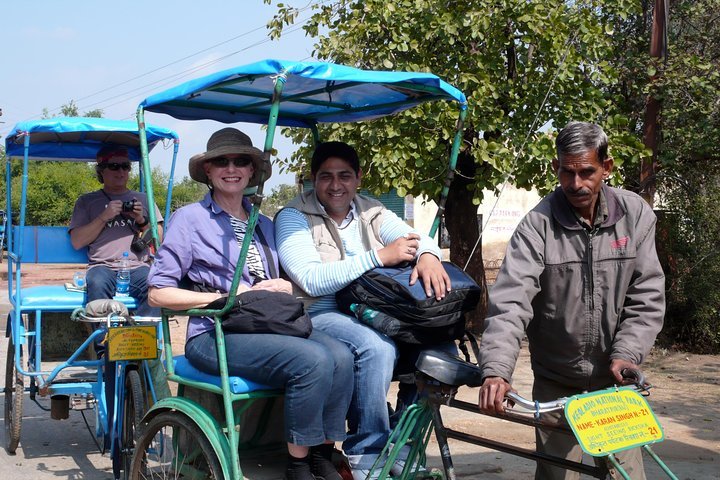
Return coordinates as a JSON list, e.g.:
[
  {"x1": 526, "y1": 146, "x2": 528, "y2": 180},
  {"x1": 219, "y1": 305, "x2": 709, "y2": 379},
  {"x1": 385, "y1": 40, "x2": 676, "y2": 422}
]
[
  {"x1": 129, "y1": 58, "x2": 467, "y2": 480},
  {"x1": 3, "y1": 117, "x2": 179, "y2": 479},
  {"x1": 130, "y1": 58, "x2": 678, "y2": 480}
]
